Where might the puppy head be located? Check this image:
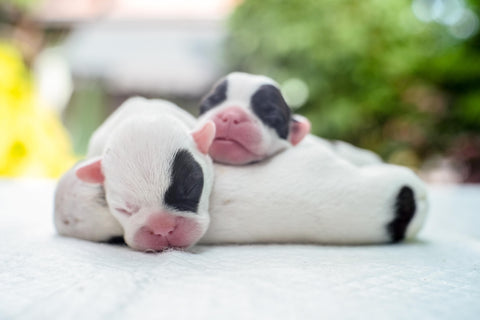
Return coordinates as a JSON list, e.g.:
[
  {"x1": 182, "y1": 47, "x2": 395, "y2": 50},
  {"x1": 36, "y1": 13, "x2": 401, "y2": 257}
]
[
  {"x1": 76, "y1": 115, "x2": 215, "y2": 252},
  {"x1": 198, "y1": 72, "x2": 310, "y2": 165}
]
